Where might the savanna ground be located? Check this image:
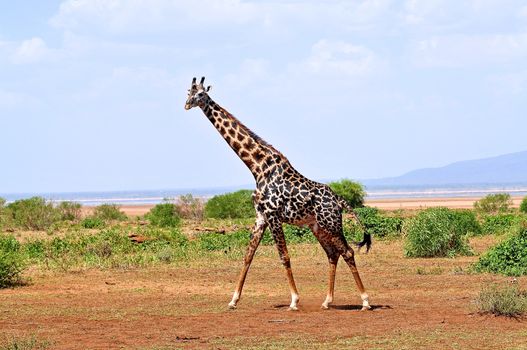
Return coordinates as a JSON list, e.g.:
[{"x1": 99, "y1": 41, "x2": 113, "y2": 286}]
[
  {"x1": 1, "y1": 196, "x2": 526, "y2": 350},
  {"x1": 1, "y1": 235, "x2": 526, "y2": 349}
]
